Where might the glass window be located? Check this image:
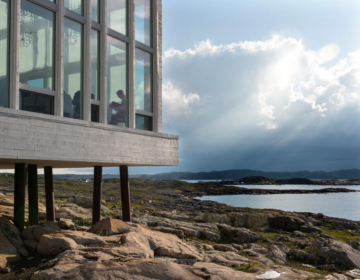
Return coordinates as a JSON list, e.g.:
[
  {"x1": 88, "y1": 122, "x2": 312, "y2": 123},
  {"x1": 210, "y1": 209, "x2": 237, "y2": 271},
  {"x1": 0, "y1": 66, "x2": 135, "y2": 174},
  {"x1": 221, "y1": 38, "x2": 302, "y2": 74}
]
[
  {"x1": 107, "y1": 0, "x2": 127, "y2": 35},
  {"x1": 63, "y1": 18, "x2": 83, "y2": 120},
  {"x1": 107, "y1": 36, "x2": 127, "y2": 126},
  {"x1": 91, "y1": 104, "x2": 99, "y2": 122},
  {"x1": 19, "y1": 0, "x2": 55, "y2": 90},
  {"x1": 135, "y1": 0, "x2": 152, "y2": 46},
  {"x1": 20, "y1": 91, "x2": 54, "y2": 115},
  {"x1": 136, "y1": 115, "x2": 152, "y2": 131},
  {"x1": 91, "y1": 0, "x2": 99, "y2": 23},
  {"x1": 135, "y1": 49, "x2": 152, "y2": 112},
  {"x1": 64, "y1": 0, "x2": 83, "y2": 15},
  {"x1": 0, "y1": 0, "x2": 9, "y2": 108},
  {"x1": 91, "y1": 30, "x2": 99, "y2": 100}
]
